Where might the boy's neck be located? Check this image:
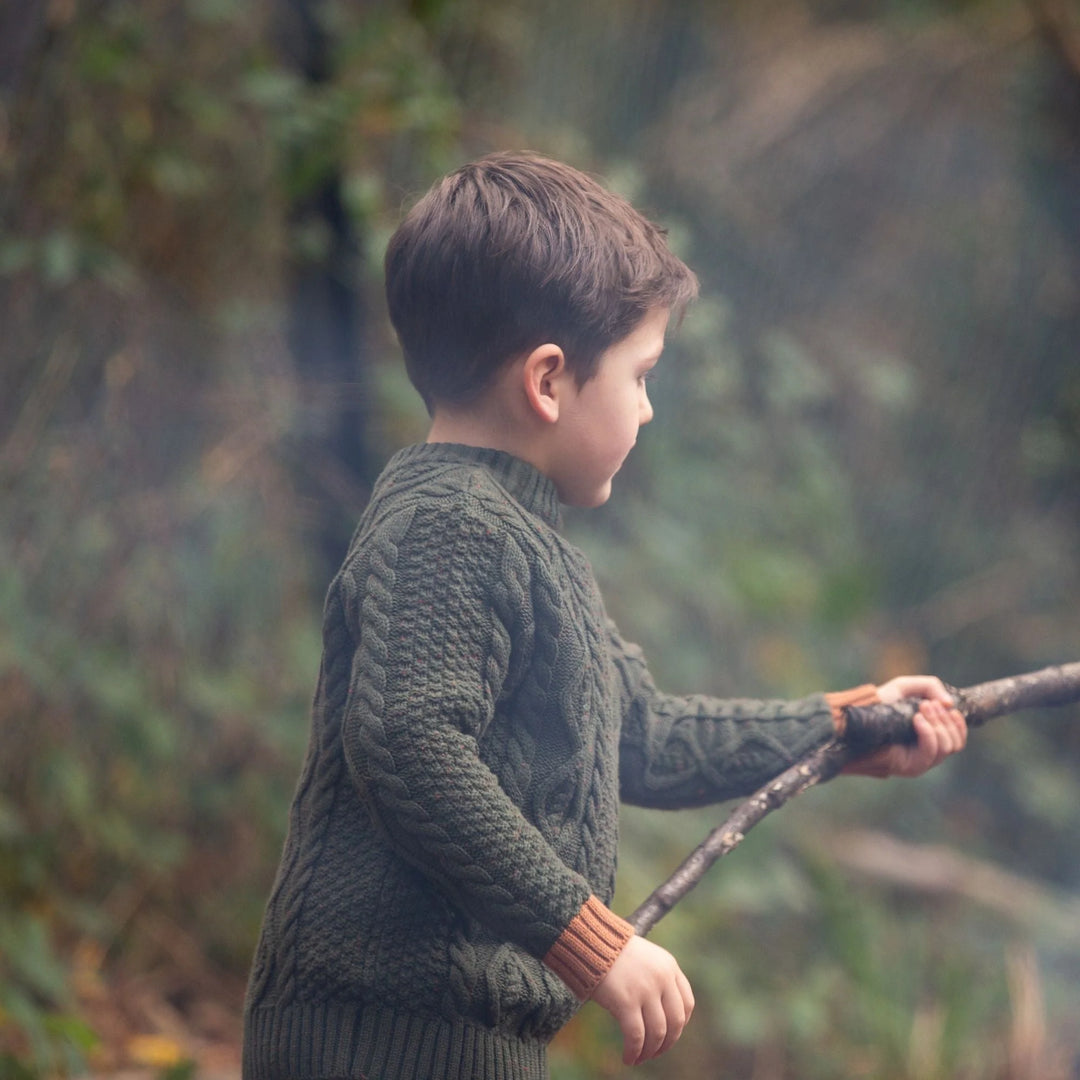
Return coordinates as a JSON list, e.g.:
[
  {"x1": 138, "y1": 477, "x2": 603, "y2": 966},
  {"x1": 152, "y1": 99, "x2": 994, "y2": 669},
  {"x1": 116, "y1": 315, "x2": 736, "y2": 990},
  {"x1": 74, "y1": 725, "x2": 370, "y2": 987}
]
[
  {"x1": 426, "y1": 407, "x2": 552, "y2": 473},
  {"x1": 426, "y1": 410, "x2": 500, "y2": 450},
  {"x1": 426, "y1": 410, "x2": 519, "y2": 454},
  {"x1": 426, "y1": 381, "x2": 549, "y2": 474}
]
